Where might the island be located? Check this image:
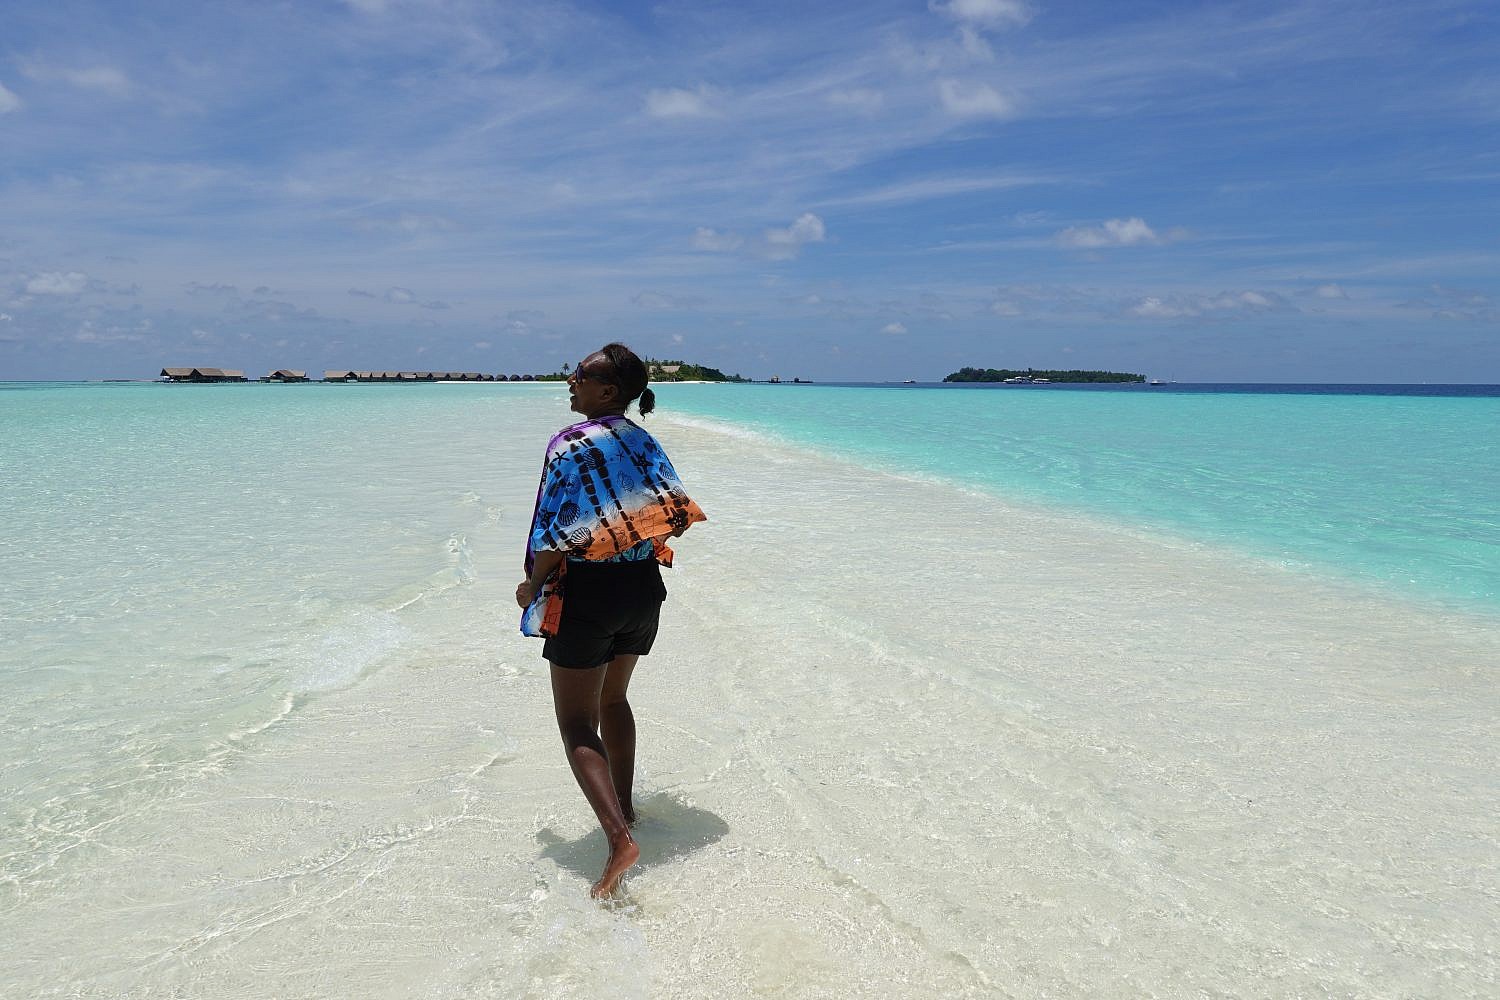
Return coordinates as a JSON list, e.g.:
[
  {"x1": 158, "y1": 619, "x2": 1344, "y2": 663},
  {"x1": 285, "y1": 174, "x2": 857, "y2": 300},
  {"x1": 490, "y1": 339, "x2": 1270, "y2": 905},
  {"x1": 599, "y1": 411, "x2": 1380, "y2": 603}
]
[
  {"x1": 943, "y1": 367, "x2": 1144, "y2": 384},
  {"x1": 538, "y1": 359, "x2": 749, "y2": 382}
]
